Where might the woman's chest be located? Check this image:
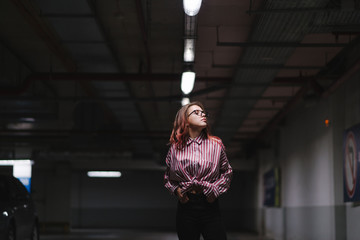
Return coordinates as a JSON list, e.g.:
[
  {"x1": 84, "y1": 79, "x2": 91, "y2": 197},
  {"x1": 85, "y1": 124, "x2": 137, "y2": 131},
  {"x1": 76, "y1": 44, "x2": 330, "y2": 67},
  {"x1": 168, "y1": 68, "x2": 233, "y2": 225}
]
[{"x1": 173, "y1": 145, "x2": 220, "y2": 170}]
